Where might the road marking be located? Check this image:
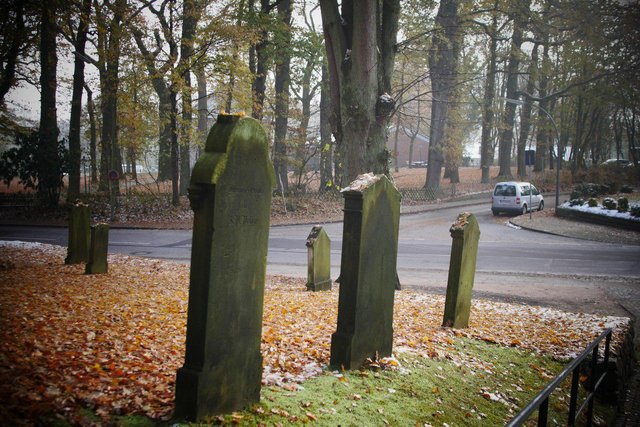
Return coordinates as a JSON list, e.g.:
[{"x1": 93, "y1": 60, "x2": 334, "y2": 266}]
[
  {"x1": 110, "y1": 241, "x2": 151, "y2": 246},
  {"x1": 1, "y1": 237, "x2": 58, "y2": 242}
]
